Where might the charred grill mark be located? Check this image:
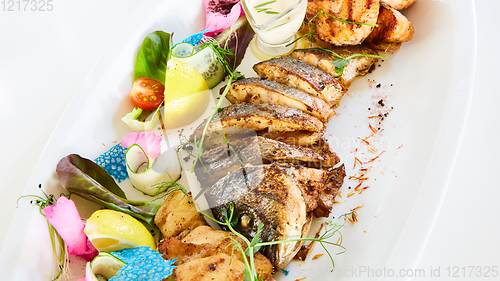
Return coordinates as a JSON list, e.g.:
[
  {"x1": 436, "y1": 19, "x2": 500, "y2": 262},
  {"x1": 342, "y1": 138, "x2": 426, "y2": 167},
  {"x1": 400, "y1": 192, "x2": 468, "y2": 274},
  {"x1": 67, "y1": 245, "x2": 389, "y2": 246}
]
[{"x1": 347, "y1": 0, "x2": 354, "y2": 24}]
